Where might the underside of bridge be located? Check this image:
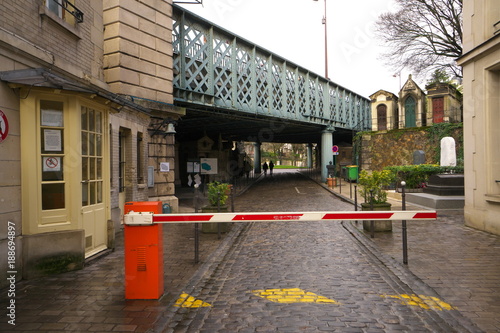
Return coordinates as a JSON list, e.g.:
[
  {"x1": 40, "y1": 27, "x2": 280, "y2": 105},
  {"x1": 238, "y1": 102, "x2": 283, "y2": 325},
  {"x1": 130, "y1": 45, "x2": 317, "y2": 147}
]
[{"x1": 174, "y1": 103, "x2": 356, "y2": 145}]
